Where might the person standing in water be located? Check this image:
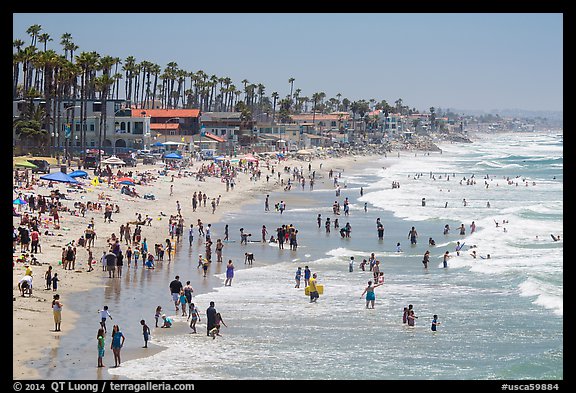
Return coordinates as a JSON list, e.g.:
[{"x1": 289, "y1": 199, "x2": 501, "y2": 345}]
[
  {"x1": 295, "y1": 267, "x2": 302, "y2": 288},
  {"x1": 431, "y1": 314, "x2": 441, "y2": 331},
  {"x1": 443, "y1": 251, "x2": 451, "y2": 268},
  {"x1": 422, "y1": 250, "x2": 430, "y2": 269},
  {"x1": 360, "y1": 280, "x2": 384, "y2": 309},
  {"x1": 308, "y1": 273, "x2": 320, "y2": 303},
  {"x1": 408, "y1": 226, "x2": 418, "y2": 245},
  {"x1": 224, "y1": 260, "x2": 234, "y2": 286}
]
